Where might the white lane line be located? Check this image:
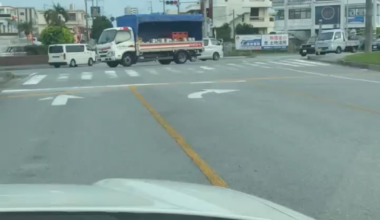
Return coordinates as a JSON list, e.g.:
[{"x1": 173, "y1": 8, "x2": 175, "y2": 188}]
[
  {"x1": 244, "y1": 63, "x2": 271, "y2": 69},
  {"x1": 23, "y1": 75, "x2": 46, "y2": 85},
  {"x1": 254, "y1": 62, "x2": 268, "y2": 65},
  {"x1": 146, "y1": 69, "x2": 159, "y2": 75},
  {"x1": 227, "y1": 63, "x2": 241, "y2": 67},
  {"x1": 200, "y1": 66, "x2": 215, "y2": 70},
  {"x1": 283, "y1": 68, "x2": 380, "y2": 84},
  {"x1": 2, "y1": 80, "x2": 247, "y2": 94},
  {"x1": 293, "y1": 59, "x2": 330, "y2": 66},
  {"x1": 287, "y1": 61, "x2": 315, "y2": 66},
  {"x1": 57, "y1": 74, "x2": 69, "y2": 81},
  {"x1": 81, "y1": 72, "x2": 93, "y2": 80},
  {"x1": 125, "y1": 70, "x2": 140, "y2": 77},
  {"x1": 105, "y1": 70, "x2": 118, "y2": 78},
  {"x1": 165, "y1": 67, "x2": 180, "y2": 73},
  {"x1": 269, "y1": 61, "x2": 300, "y2": 67}
]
